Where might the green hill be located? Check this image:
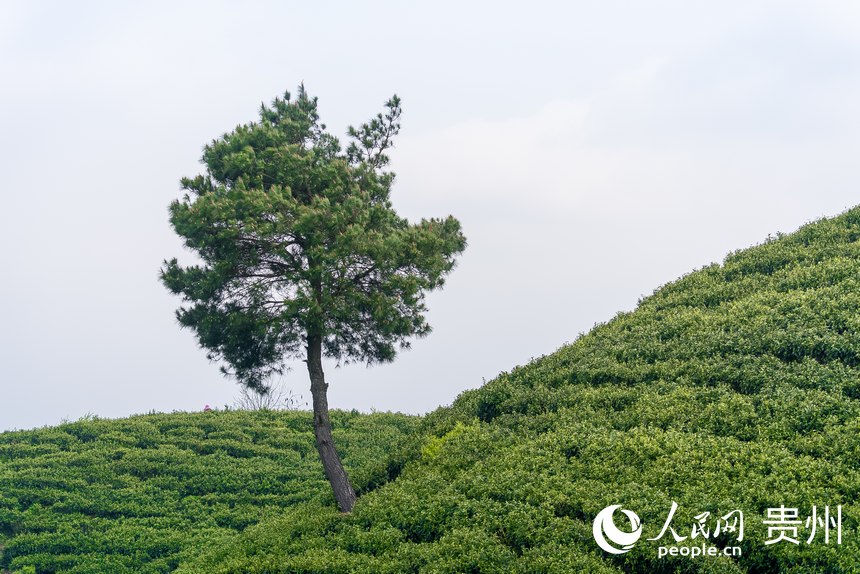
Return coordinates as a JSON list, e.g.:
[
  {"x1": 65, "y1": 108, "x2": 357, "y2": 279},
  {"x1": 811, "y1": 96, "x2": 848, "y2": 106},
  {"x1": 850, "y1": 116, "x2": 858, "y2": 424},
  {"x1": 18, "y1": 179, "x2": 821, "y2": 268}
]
[
  {"x1": 6, "y1": 207, "x2": 860, "y2": 573},
  {"x1": 0, "y1": 411, "x2": 419, "y2": 573}
]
